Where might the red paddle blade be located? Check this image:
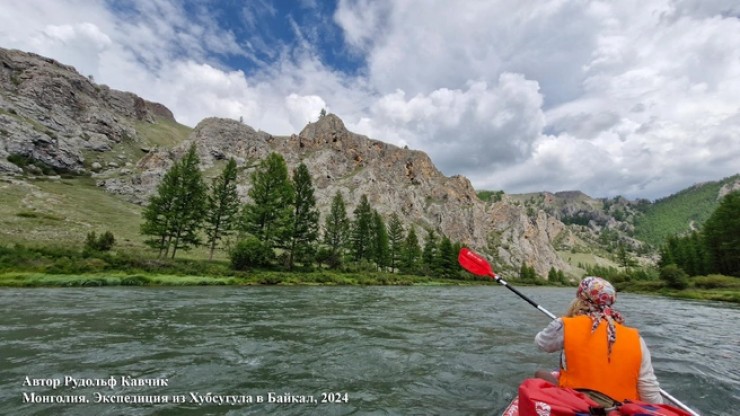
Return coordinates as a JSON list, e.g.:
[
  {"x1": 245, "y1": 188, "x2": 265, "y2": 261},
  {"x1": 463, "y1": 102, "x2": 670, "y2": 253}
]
[{"x1": 458, "y1": 248, "x2": 495, "y2": 277}]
